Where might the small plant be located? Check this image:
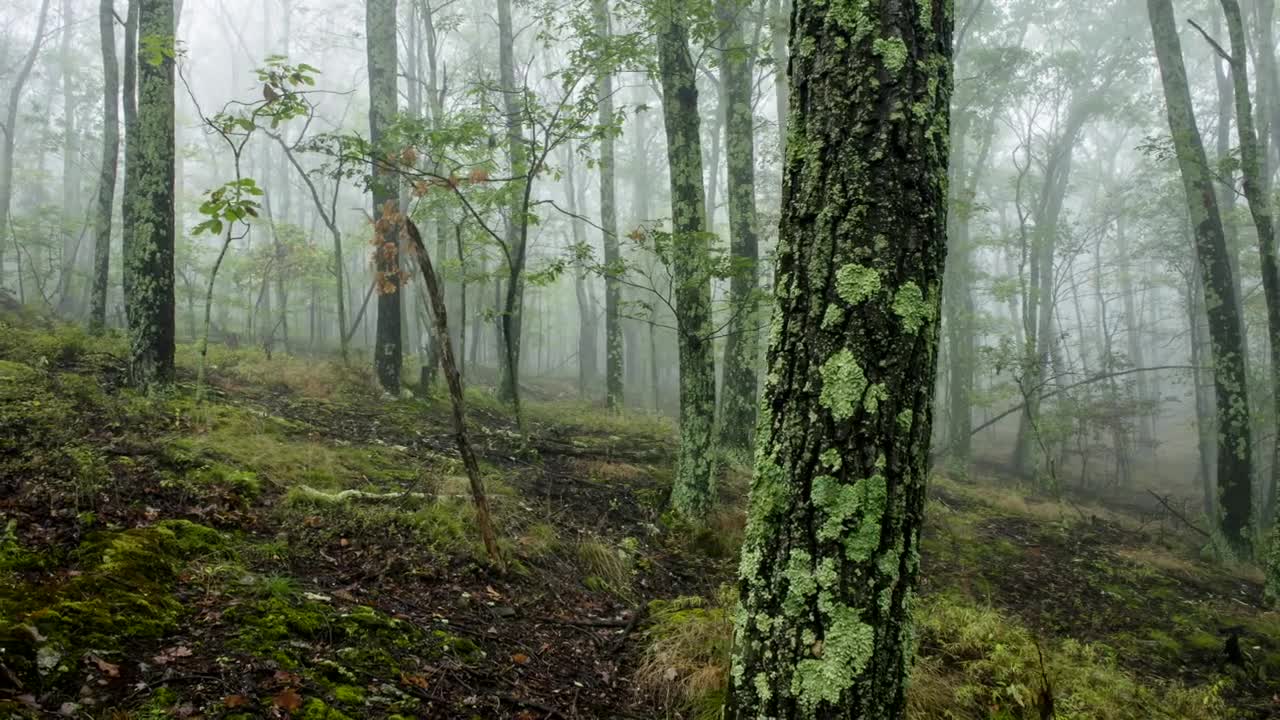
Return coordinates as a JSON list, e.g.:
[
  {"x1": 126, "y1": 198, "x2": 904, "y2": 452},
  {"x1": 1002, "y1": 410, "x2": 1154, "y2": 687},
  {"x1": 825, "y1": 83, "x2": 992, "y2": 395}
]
[
  {"x1": 634, "y1": 590, "x2": 734, "y2": 720},
  {"x1": 576, "y1": 537, "x2": 634, "y2": 597}
]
